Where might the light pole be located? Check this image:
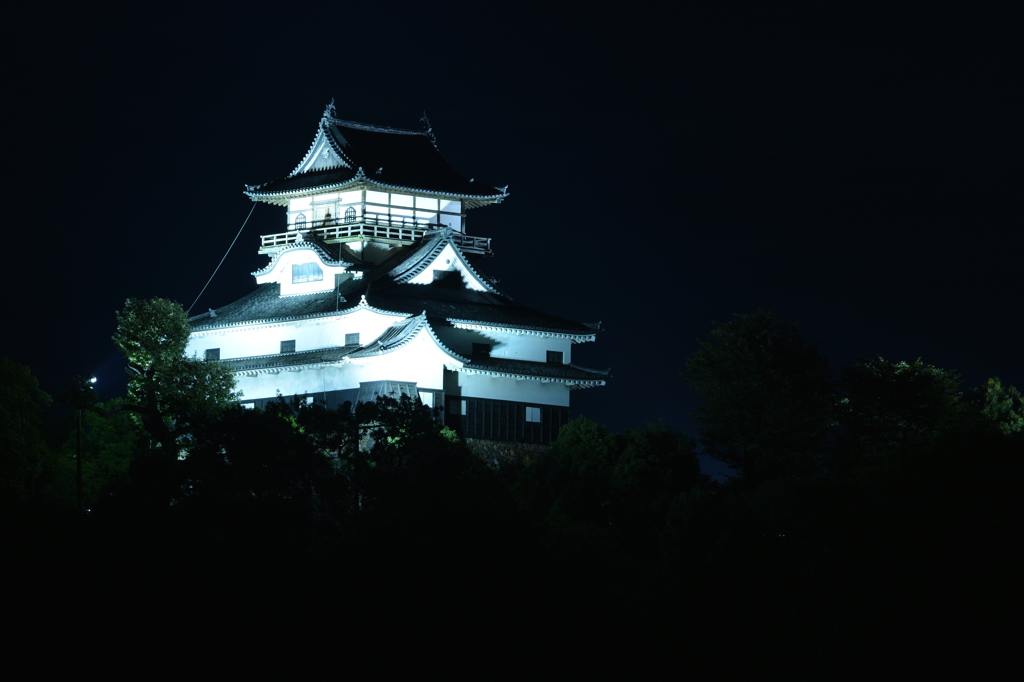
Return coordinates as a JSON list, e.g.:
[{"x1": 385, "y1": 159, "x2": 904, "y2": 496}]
[{"x1": 75, "y1": 375, "x2": 97, "y2": 512}]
